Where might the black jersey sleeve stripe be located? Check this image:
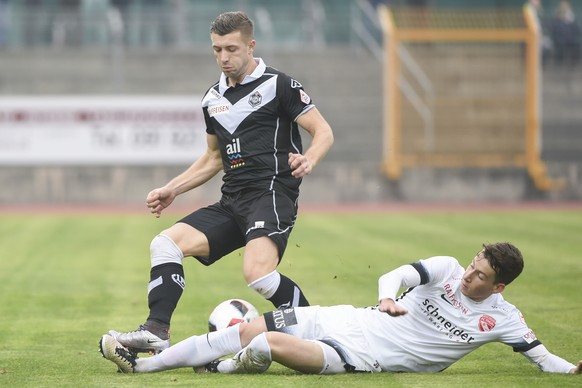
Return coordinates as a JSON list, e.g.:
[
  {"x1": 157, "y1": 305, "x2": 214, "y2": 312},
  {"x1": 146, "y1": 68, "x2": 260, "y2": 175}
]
[
  {"x1": 410, "y1": 261, "x2": 429, "y2": 285},
  {"x1": 512, "y1": 340, "x2": 542, "y2": 353}
]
